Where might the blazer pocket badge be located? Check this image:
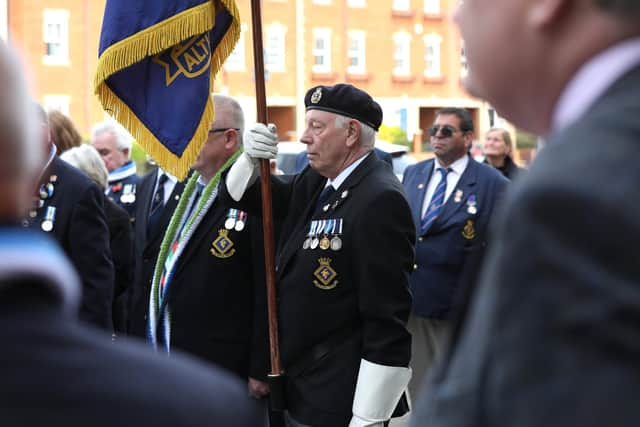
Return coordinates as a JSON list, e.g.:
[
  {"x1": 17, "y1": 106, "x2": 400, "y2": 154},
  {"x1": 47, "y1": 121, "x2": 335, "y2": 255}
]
[
  {"x1": 313, "y1": 257, "x2": 339, "y2": 290},
  {"x1": 461, "y1": 220, "x2": 476, "y2": 240},
  {"x1": 210, "y1": 229, "x2": 236, "y2": 258}
]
